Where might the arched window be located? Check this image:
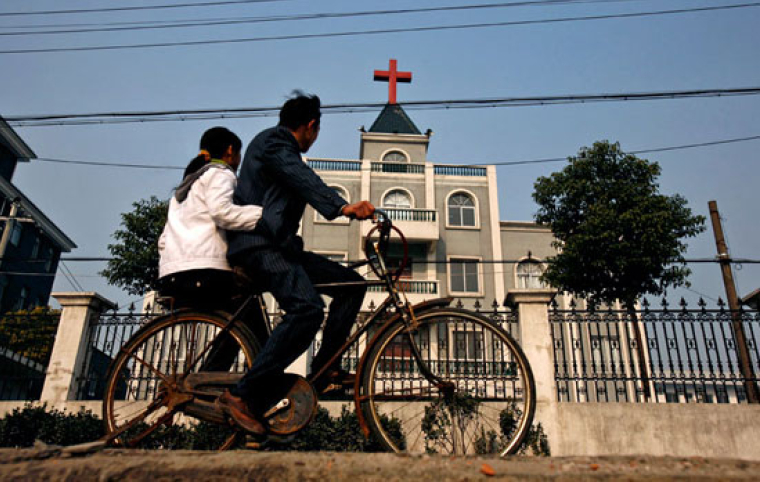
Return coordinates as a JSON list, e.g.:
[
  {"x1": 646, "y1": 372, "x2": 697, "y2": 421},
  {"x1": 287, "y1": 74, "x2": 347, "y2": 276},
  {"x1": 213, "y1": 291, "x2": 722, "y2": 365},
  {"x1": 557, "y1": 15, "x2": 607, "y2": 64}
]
[
  {"x1": 315, "y1": 185, "x2": 349, "y2": 222},
  {"x1": 516, "y1": 260, "x2": 545, "y2": 289},
  {"x1": 382, "y1": 189, "x2": 412, "y2": 209},
  {"x1": 447, "y1": 192, "x2": 476, "y2": 227},
  {"x1": 382, "y1": 150, "x2": 408, "y2": 163}
]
